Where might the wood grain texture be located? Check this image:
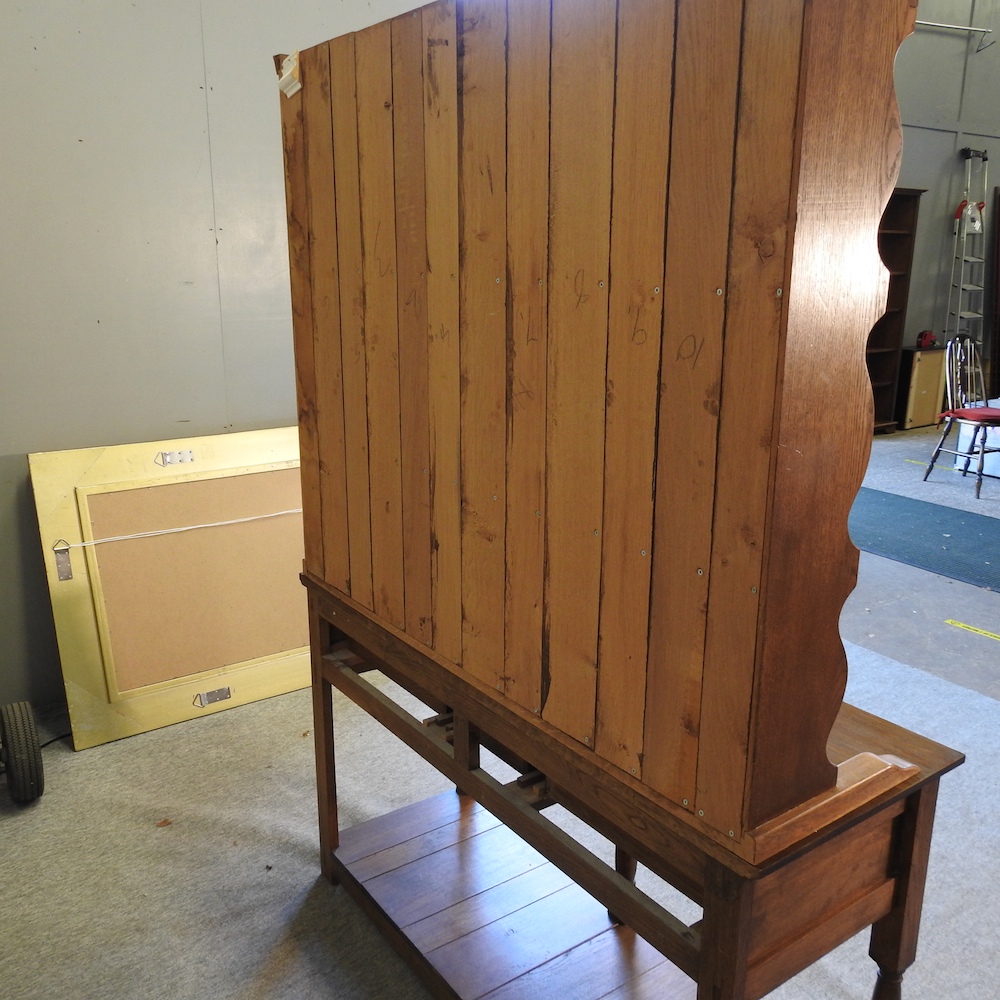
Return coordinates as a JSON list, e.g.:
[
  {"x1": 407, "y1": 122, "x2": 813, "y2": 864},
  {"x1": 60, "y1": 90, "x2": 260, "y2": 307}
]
[
  {"x1": 745, "y1": 0, "x2": 918, "y2": 829},
  {"x1": 458, "y1": 0, "x2": 508, "y2": 688},
  {"x1": 868, "y1": 781, "x2": 939, "y2": 984},
  {"x1": 542, "y1": 0, "x2": 617, "y2": 745},
  {"x1": 422, "y1": 0, "x2": 463, "y2": 664},
  {"x1": 349, "y1": 805, "x2": 503, "y2": 884},
  {"x1": 503, "y1": 0, "x2": 550, "y2": 716},
  {"x1": 308, "y1": 603, "x2": 338, "y2": 877},
  {"x1": 595, "y1": 0, "x2": 674, "y2": 777},
  {"x1": 300, "y1": 44, "x2": 350, "y2": 592},
  {"x1": 366, "y1": 824, "x2": 547, "y2": 928},
  {"x1": 426, "y1": 883, "x2": 619, "y2": 998},
  {"x1": 310, "y1": 579, "x2": 752, "y2": 873},
  {"x1": 480, "y1": 922, "x2": 678, "y2": 1000},
  {"x1": 329, "y1": 32, "x2": 374, "y2": 610},
  {"x1": 356, "y1": 20, "x2": 405, "y2": 628},
  {"x1": 391, "y1": 11, "x2": 434, "y2": 645},
  {"x1": 407, "y1": 862, "x2": 574, "y2": 955},
  {"x1": 643, "y1": 0, "x2": 743, "y2": 810},
  {"x1": 333, "y1": 788, "x2": 696, "y2": 1000},
  {"x1": 287, "y1": 0, "x2": 942, "y2": 858},
  {"x1": 695, "y1": 0, "x2": 805, "y2": 838},
  {"x1": 278, "y1": 59, "x2": 322, "y2": 578}
]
